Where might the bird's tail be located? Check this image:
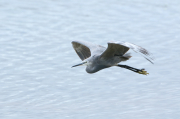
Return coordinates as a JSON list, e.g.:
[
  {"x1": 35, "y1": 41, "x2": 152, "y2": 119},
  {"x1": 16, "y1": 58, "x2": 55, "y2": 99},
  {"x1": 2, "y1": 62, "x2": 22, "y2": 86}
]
[{"x1": 121, "y1": 53, "x2": 132, "y2": 61}]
